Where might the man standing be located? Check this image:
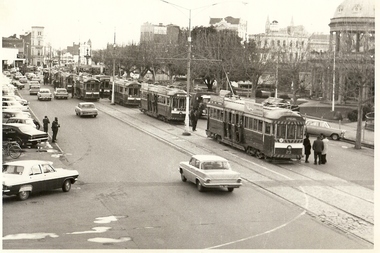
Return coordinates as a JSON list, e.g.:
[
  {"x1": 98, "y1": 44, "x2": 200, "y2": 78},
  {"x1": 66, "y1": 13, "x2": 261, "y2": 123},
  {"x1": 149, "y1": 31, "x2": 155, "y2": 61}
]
[
  {"x1": 303, "y1": 134, "x2": 311, "y2": 163},
  {"x1": 312, "y1": 136, "x2": 324, "y2": 165},
  {"x1": 51, "y1": 117, "x2": 60, "y2": 143},
  {"x1": 190, "y1": 108, "x2": 198, "y2": 131},
  {"x1": 321, "y1": 134, "x2": 329, "y2": 164},
  {"x1": 42, "y1": 116, "x2": 50, "y2": 133}
]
